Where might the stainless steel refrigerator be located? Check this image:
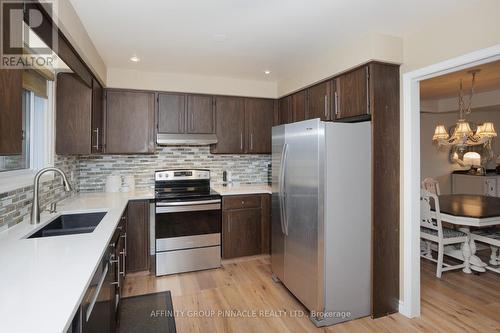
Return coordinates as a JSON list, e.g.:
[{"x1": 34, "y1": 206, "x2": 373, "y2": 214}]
[{"x1": 271, "y1": 118, "x2": 371, "y2": 327}]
